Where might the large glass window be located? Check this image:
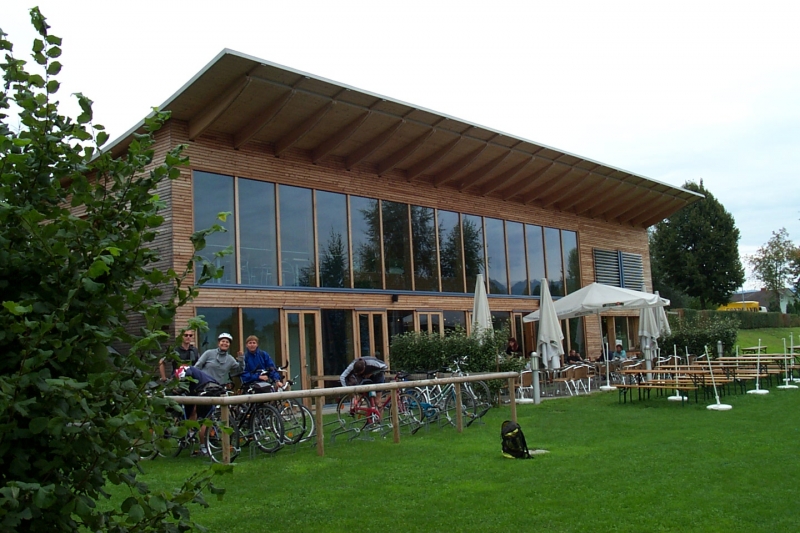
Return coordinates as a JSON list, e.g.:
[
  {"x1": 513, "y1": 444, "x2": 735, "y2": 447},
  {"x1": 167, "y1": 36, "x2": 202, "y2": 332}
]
[
  {"x1": 411, "y1": 205, "x2": 439, "y2": 291},
  {"x1": 350, "y1": 196, "x2": 382, "y2": 289},
  {"x1": 525, "y1": 224, "x2": 545, "y2": 296},
  {"x1": 388, "y1": 310, "x2": 415, "y2": 342},
  {"x1": 239, "y1": 179, "x2": 277, "y2": 286},
  {"x1": 316, "y1": 191, "x2": 350, "y2": 288},
  {"x1": 382, "y1": 200, "x2": 412, "y2": 291},
  {"x1": 321, "y1": 309, "x2": 353, "y2": 376},
  {"x1": 241, "y1": 308, "x2": 281, "y2": 362},
  {"x1": 544, "y1": 226, "x2": 564, "y2": 297},
  {"x1": 438, "y1": 210, "x2": 464, "y2": 293},
  {"x1": 462, "y1": 214, "x2": 485, "y2": 292},
  {"x1": 506, "y1": 221, "x2": 527, "y2": 296},
  {"x1": 562, "y1": 230, "x2": 580, "y2": 294},
  {"x1": 485, "y1": 217, "x2": 508, "y2": 294},
  {"x1": 193, "y1": 171, "x2": 235, "y2": 284},
  {"x1": 442, "y1": 311, "x2": 466, "y2": 335},
  {"x1": 279, "y1": 185, "x2": 315, "y2": 287},
  {"x1": 568, "y1": 317, "x2": 585, "y2": 357},
  {"x1": 195, "y1": 307, "x2": 240, "y2": 354}
]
